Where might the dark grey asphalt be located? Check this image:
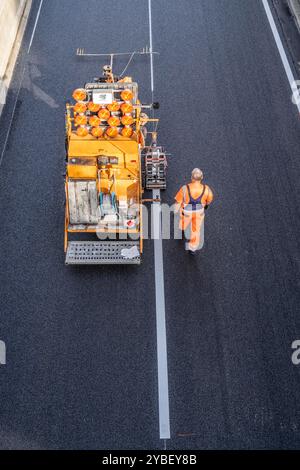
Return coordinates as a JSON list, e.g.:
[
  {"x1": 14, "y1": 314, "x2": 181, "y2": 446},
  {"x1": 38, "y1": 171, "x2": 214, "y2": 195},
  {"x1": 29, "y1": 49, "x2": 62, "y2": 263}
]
[{"x1": 0, "y1": 0, "x2": 300, "y2": 450}]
